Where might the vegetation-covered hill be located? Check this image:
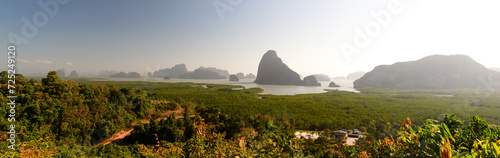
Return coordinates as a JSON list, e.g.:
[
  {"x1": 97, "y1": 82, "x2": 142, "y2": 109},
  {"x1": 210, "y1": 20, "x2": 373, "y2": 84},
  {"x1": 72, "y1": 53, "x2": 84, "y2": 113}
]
[
  {"x1": 1, "y1": 71, "x2": 499, "y2": 157},
  {"x1": 0, "y1": 71, "x2": 154, "y2": 156}
]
